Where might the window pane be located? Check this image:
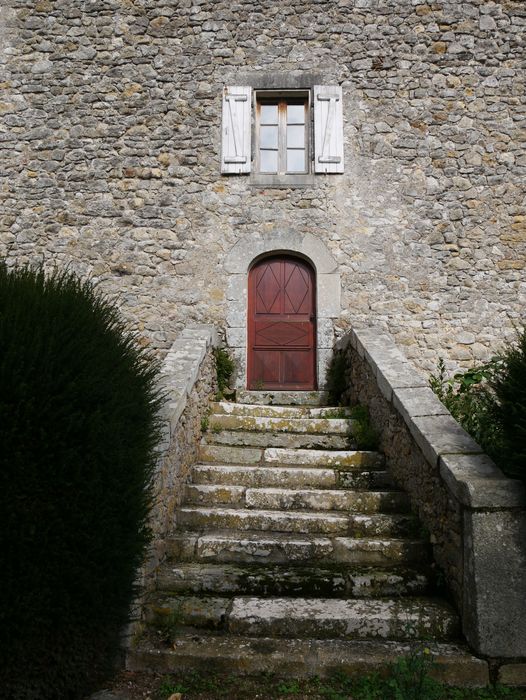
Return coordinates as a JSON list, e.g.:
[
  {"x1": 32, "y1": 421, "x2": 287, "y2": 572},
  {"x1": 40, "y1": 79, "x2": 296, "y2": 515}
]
[
  {"x1": 260, "y1": 125, "x2": 278, "y2": 148},
  {"x1": 260, "y1": 149, "x2": 278, "y2": 173},
  {"x1": 260, "y1": 104, "x2": 278, "y2": 124},
  {"x1": 287, "y1": 124, "x2": 304, "y2": 149},
  {"x1": 287, "y1": 104, "x2": 305, "y2": 124},
  {"x1": 287, "y1": 149, "x2": 305, "y2": 173}
]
